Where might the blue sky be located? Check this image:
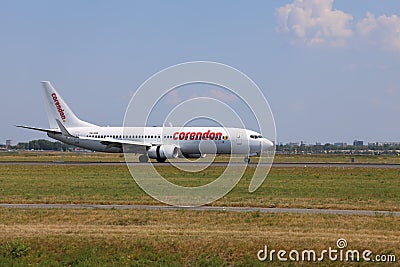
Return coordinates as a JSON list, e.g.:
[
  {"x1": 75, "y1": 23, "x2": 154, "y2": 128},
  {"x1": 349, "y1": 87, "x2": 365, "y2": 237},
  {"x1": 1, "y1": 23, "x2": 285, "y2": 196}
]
[{"x1": 1, "y1": 0, "x2": 399, "y2": 144}]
